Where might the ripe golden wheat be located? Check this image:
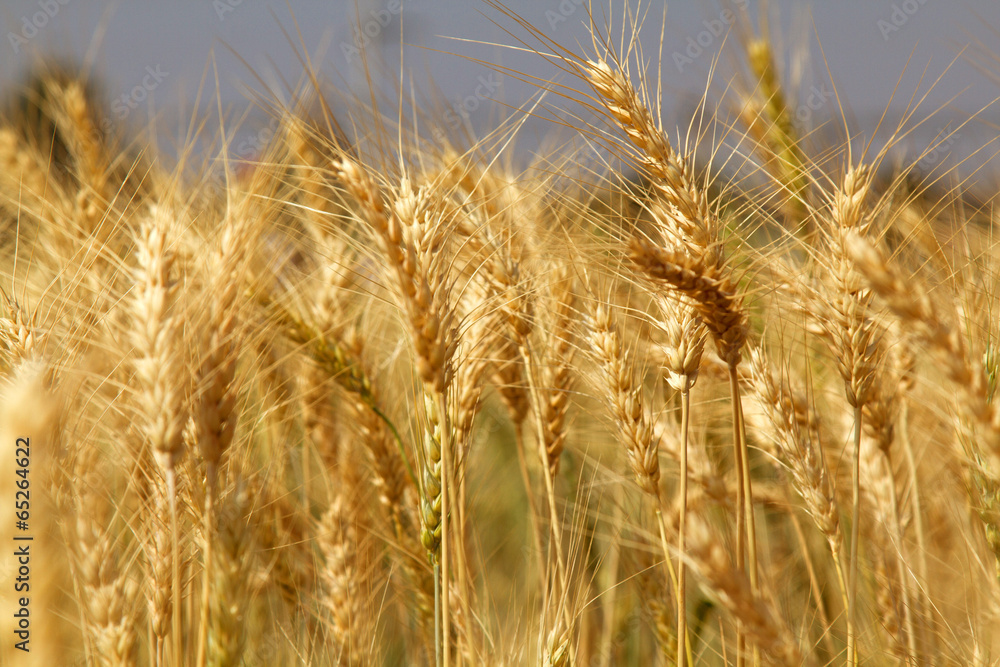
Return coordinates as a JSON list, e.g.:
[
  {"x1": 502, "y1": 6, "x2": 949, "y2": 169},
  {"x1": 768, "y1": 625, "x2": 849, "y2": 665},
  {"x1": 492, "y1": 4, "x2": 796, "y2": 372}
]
[{"x1": 0, "y1": 5, "x2": 998, "y2": 666}]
